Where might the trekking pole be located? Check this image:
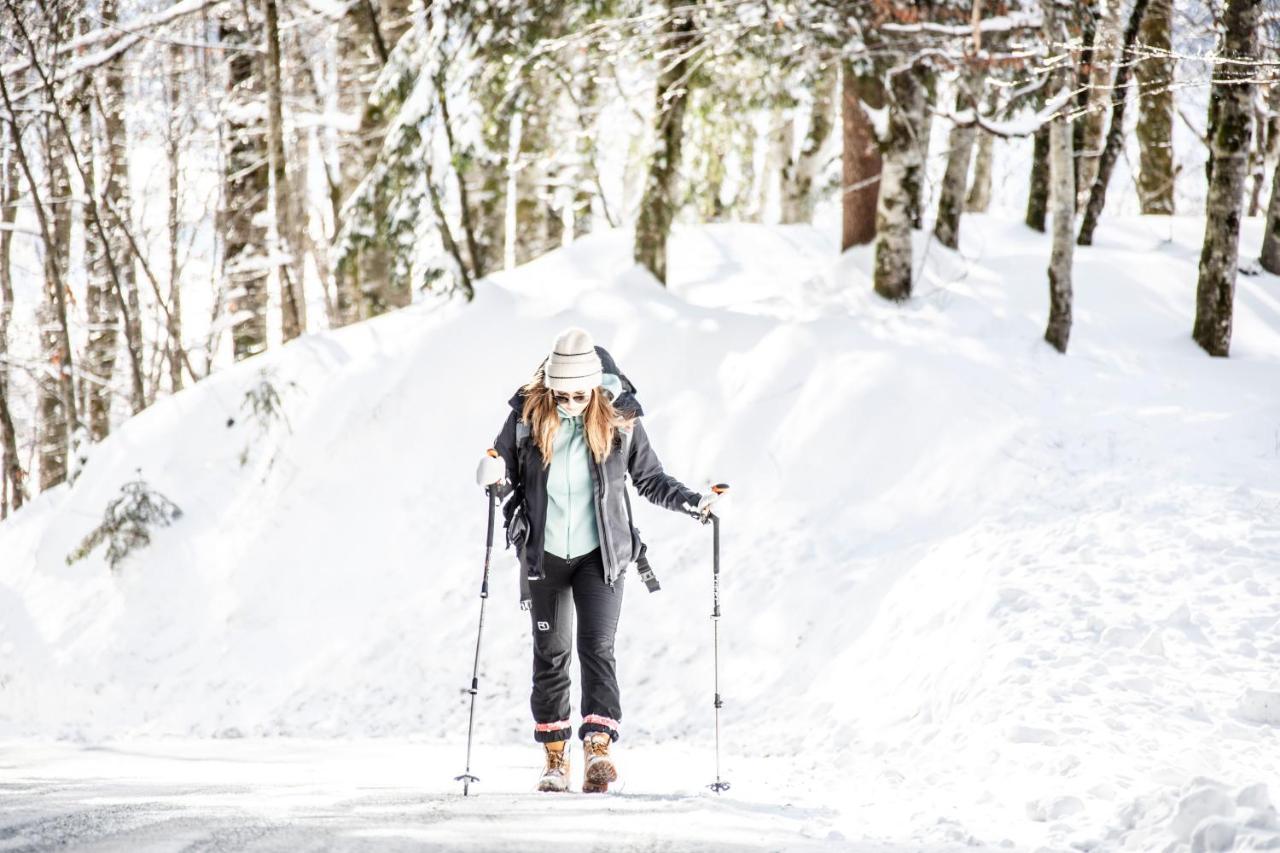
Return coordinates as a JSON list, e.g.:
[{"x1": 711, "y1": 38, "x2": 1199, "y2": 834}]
[
  {"x1": 686, "y1": 483, "x2": 731, "y2": 793},
  {"x1": 455, "y1": 450, "x2": 500, "y2": 797}
]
